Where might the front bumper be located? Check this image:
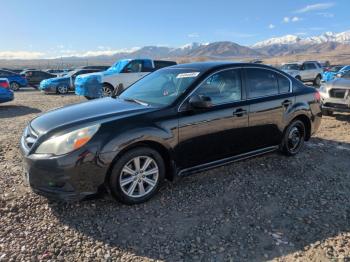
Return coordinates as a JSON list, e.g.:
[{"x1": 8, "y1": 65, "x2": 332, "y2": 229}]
[
  {"x1": 20, "y1": 139, "x2": 110, "y2": 201},
  {"x1": 321, "y1": 91, "x2": 350, "y2": 113},
  {"x1": 40, "y1": 85, "x2": 57, "y2": 94}
]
